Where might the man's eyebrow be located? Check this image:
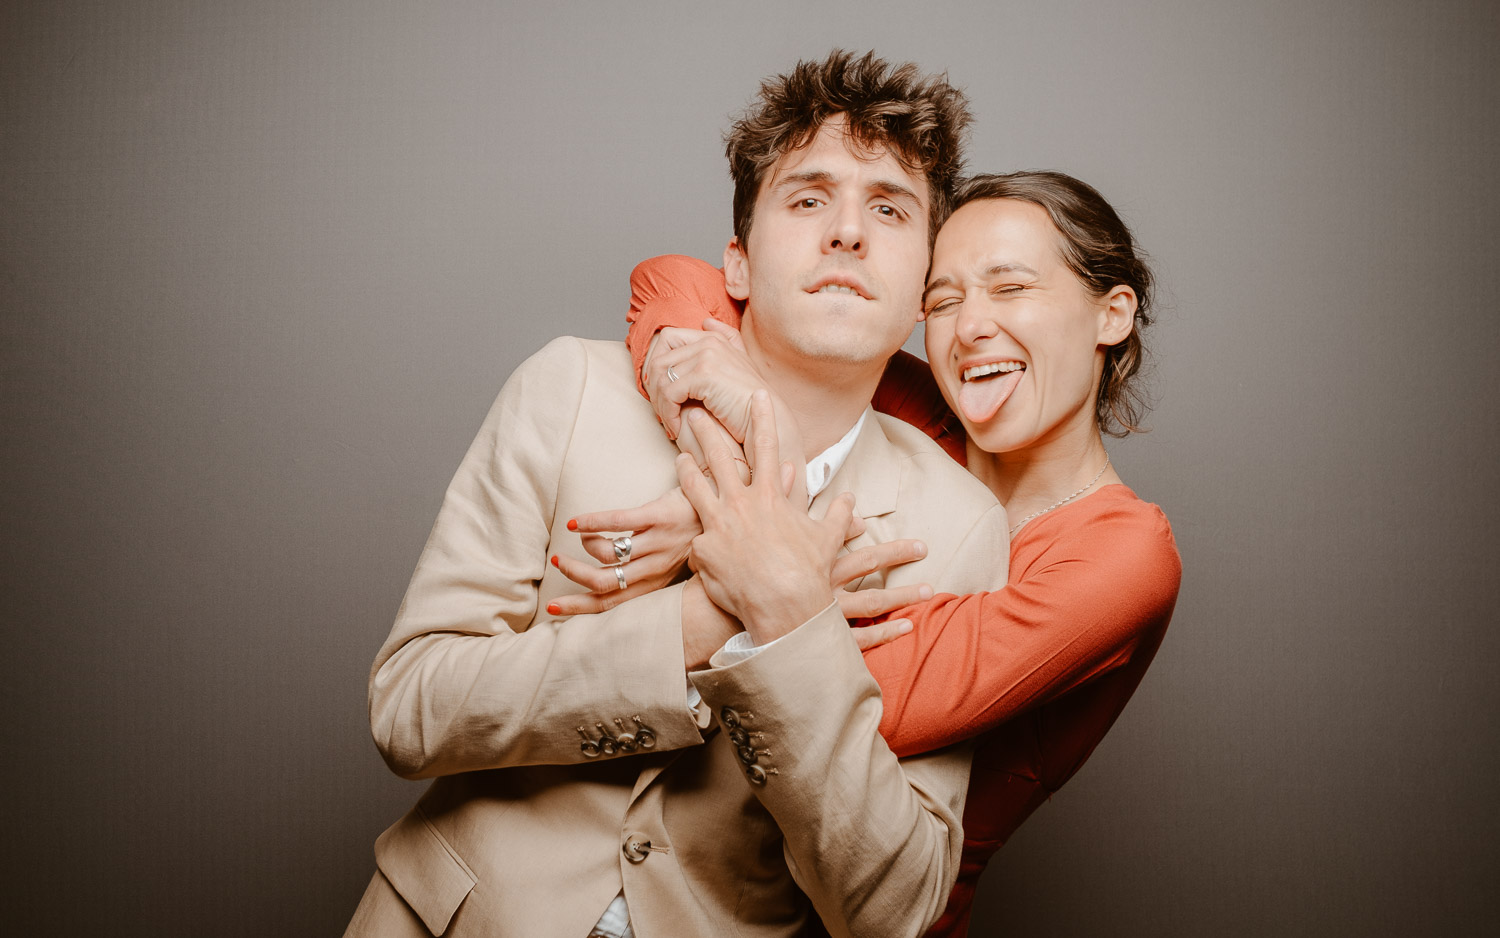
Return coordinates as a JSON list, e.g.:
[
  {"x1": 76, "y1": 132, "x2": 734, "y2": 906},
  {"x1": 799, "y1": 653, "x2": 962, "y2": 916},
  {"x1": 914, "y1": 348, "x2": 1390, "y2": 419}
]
[
  {"x1": 868, "y1": 178, "x2": 924, "y2": 208},
  {"x1": 923, "y1": 264, "x2": 1040, "y2": 301},
  {"x1": 768, "y1": 172, "x2": 925, "y2": 209},
  {"x1": 769, "y1": 170, "x2": 836, "y2": 194}
]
